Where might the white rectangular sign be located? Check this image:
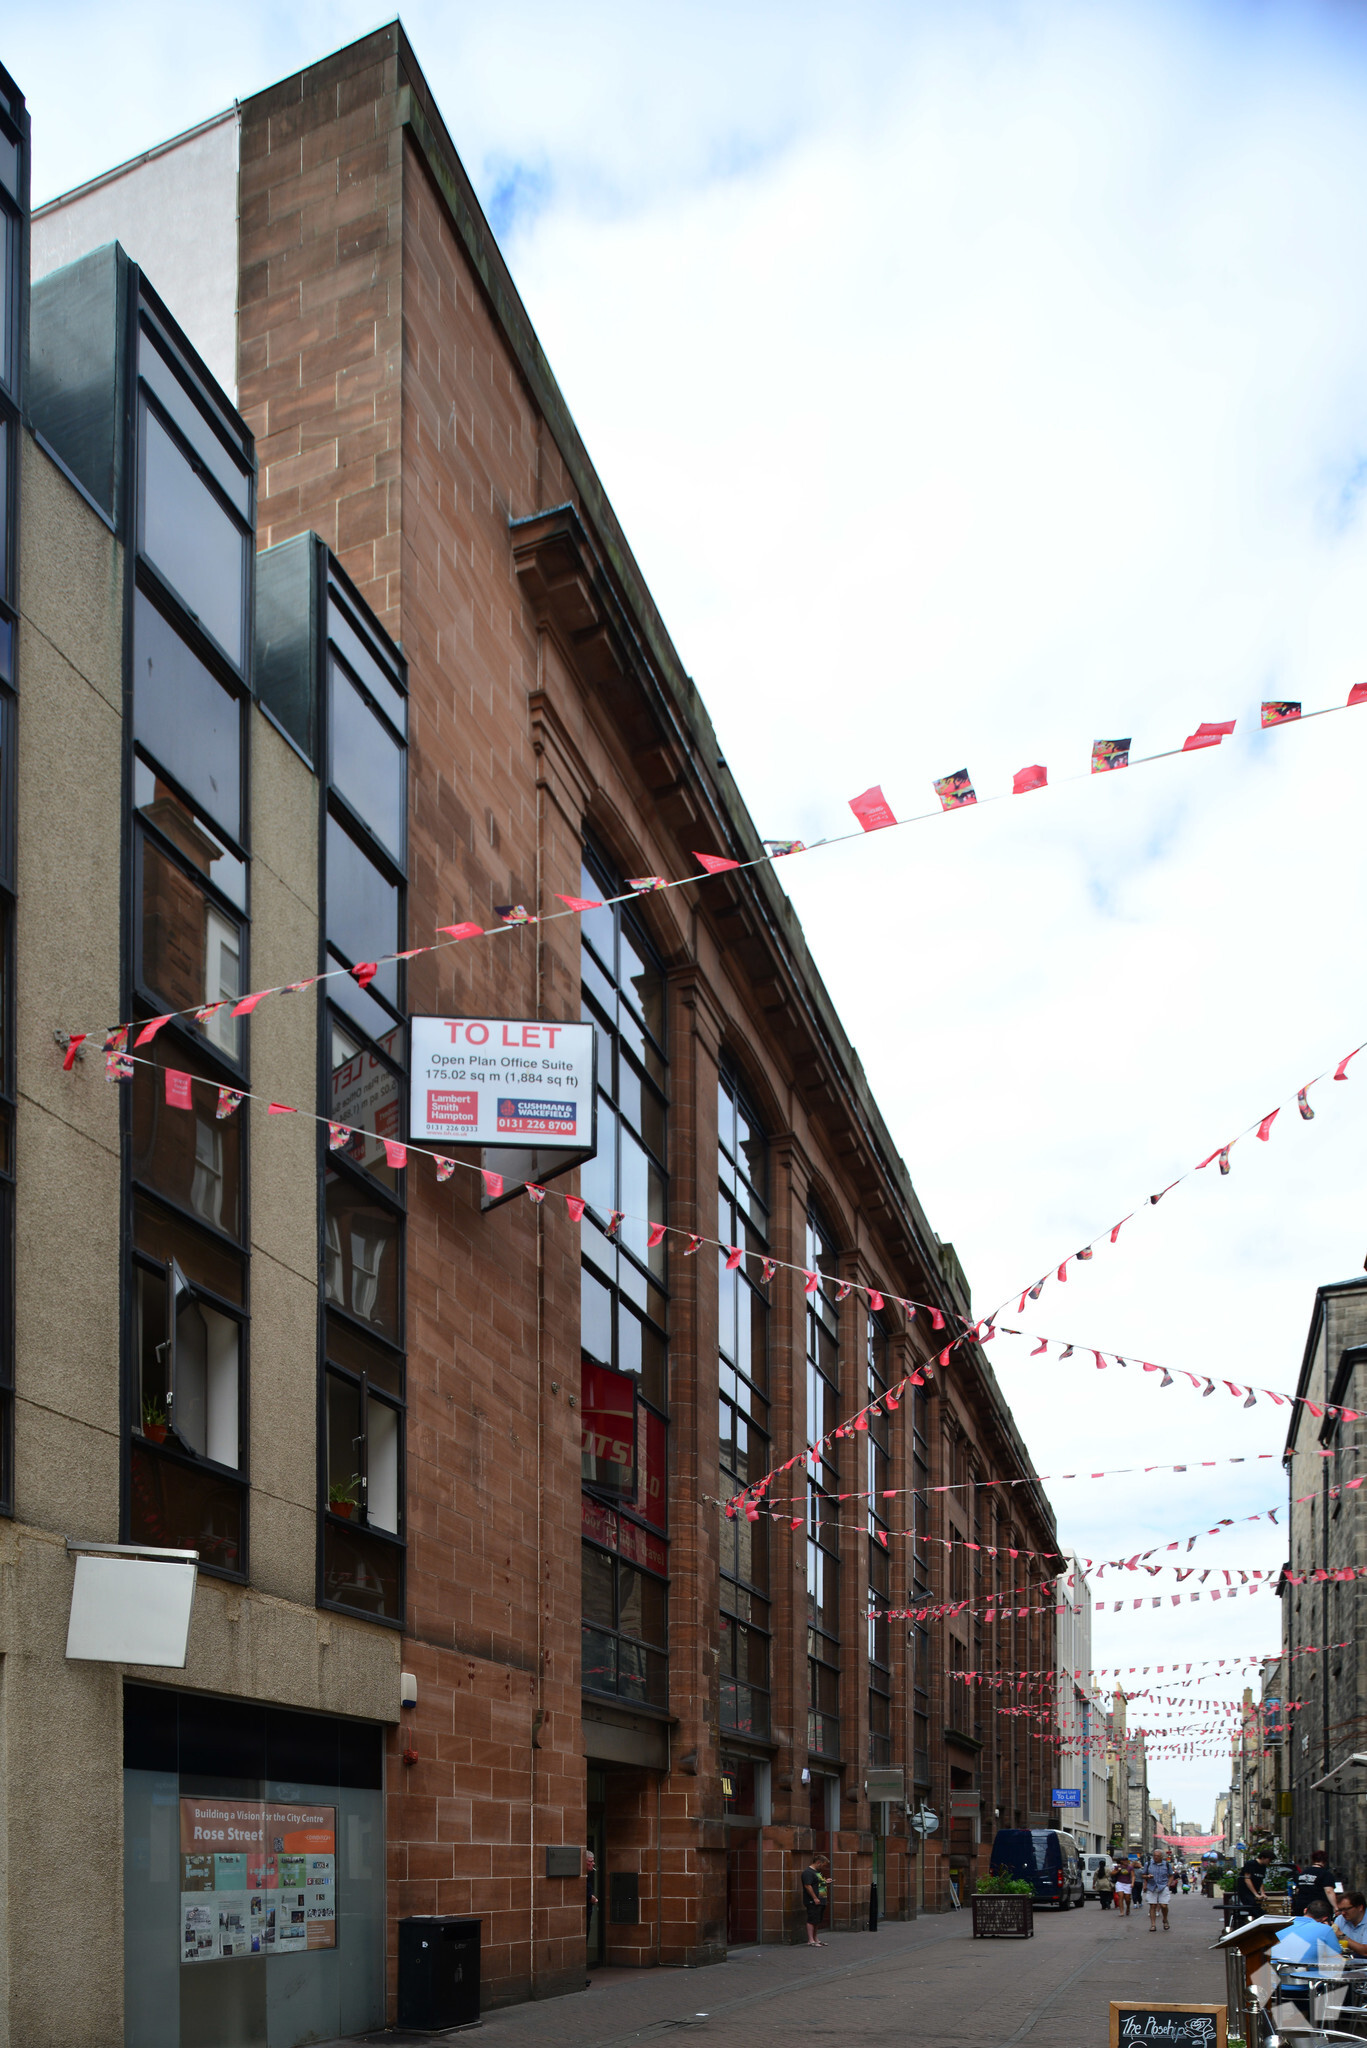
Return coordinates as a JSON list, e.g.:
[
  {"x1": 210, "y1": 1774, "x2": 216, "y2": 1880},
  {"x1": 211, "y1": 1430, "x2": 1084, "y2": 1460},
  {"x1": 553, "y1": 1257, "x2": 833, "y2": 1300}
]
[{"x1": 409, "y1": 1015, "x2": 597, "y2": 1151}]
